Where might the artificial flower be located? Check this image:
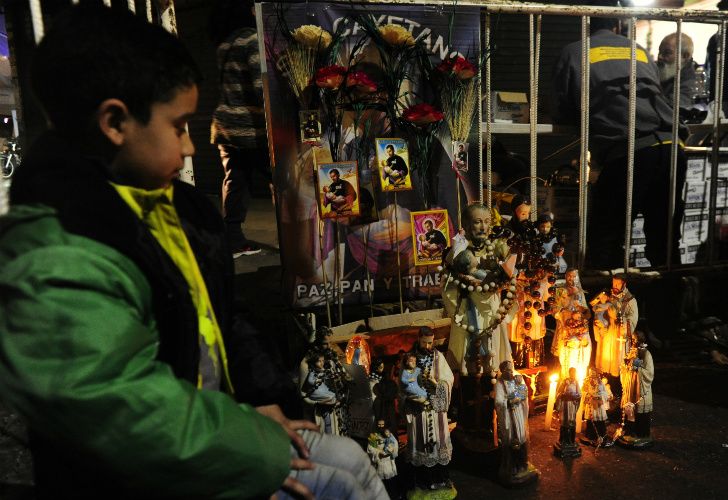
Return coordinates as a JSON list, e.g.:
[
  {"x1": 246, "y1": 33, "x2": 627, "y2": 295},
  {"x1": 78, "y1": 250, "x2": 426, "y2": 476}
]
[
  {"x1": 402, "y1": 103, "x2": 444, "y2": 127},
  {"x1": 378, "y1": 24, "x2": 415, "y2": 47},
  {"x1": 315, "y1": 65, "x2": 347, "y2": 90},
  {"x1": 291, "y1": 25, "x2": 332, "y2": 49},
  {"x1": 346, "y1": 71, "x2": 378, "y2": 93},
  {"x1": 436, "y1": 56, "x2": 477, "y2": 80}
]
